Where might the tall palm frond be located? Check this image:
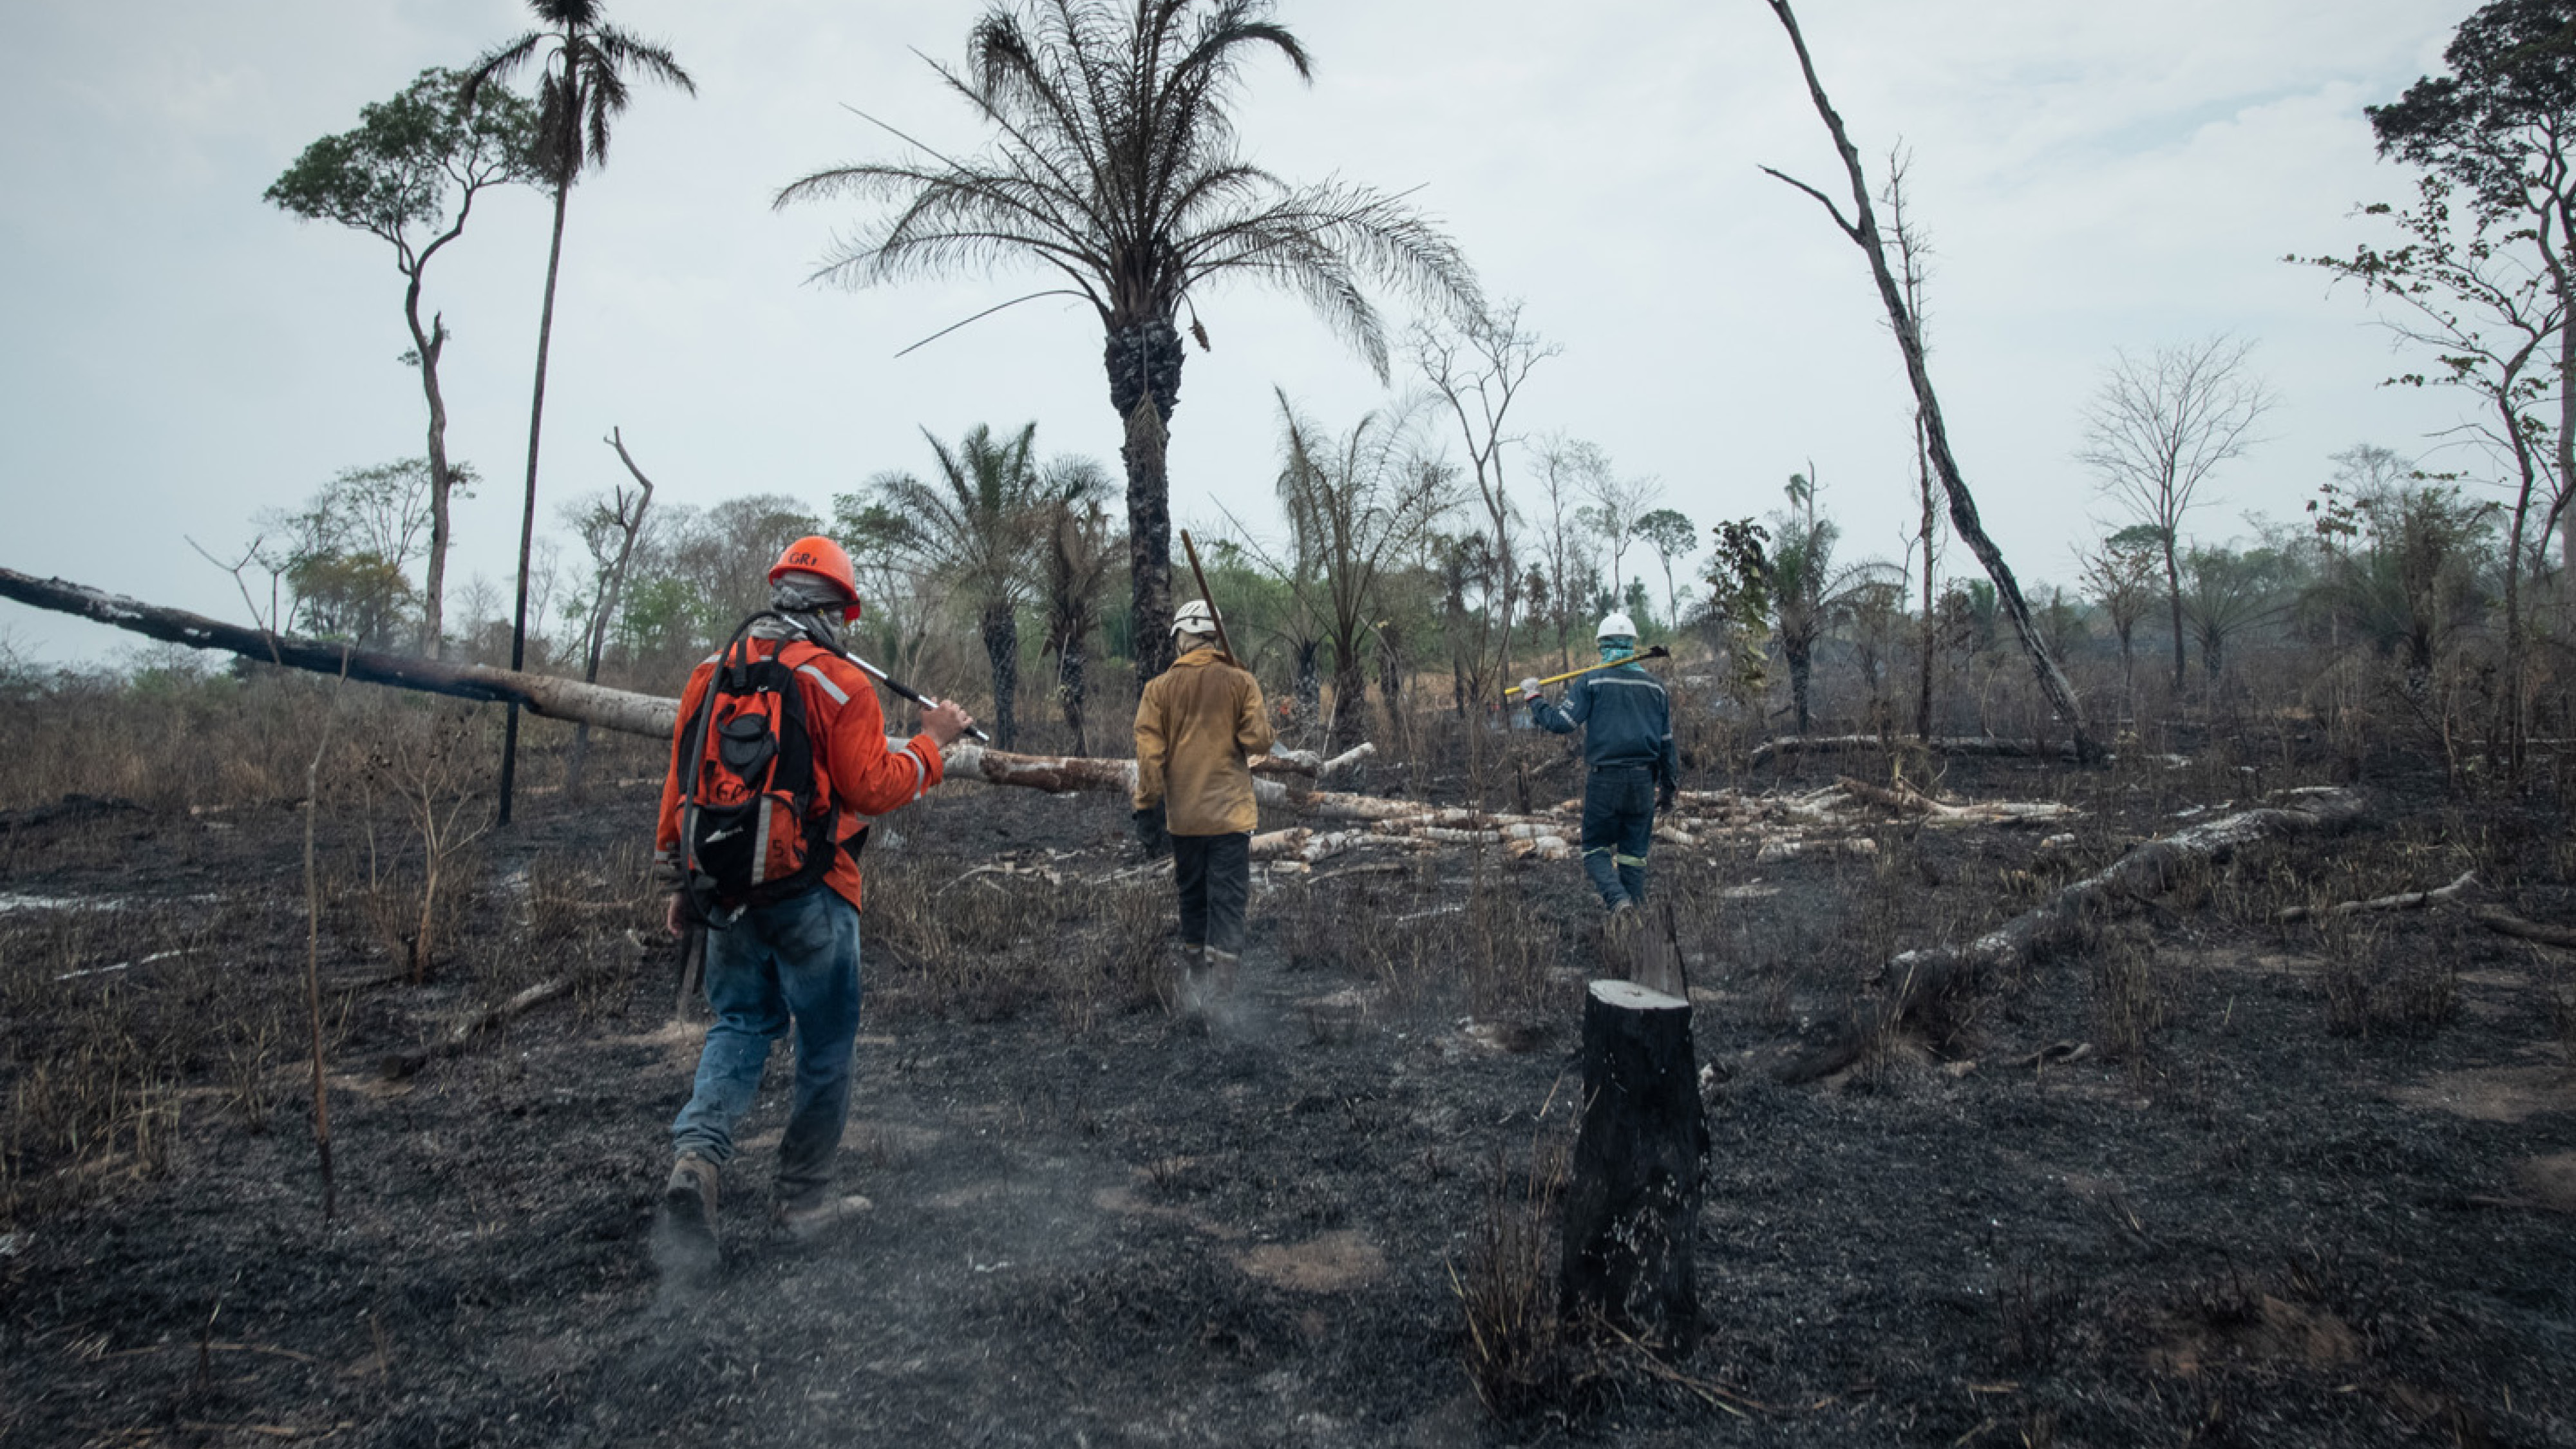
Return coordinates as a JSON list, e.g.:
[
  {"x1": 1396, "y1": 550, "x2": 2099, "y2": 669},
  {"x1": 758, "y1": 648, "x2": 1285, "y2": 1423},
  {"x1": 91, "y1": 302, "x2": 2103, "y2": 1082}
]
[
  {"x1": 777, "y1": 0, "x2": 1479, "y2": 672},
  {"x1": 464, "y1": 0, "x2": 694, "y2": 184}
]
